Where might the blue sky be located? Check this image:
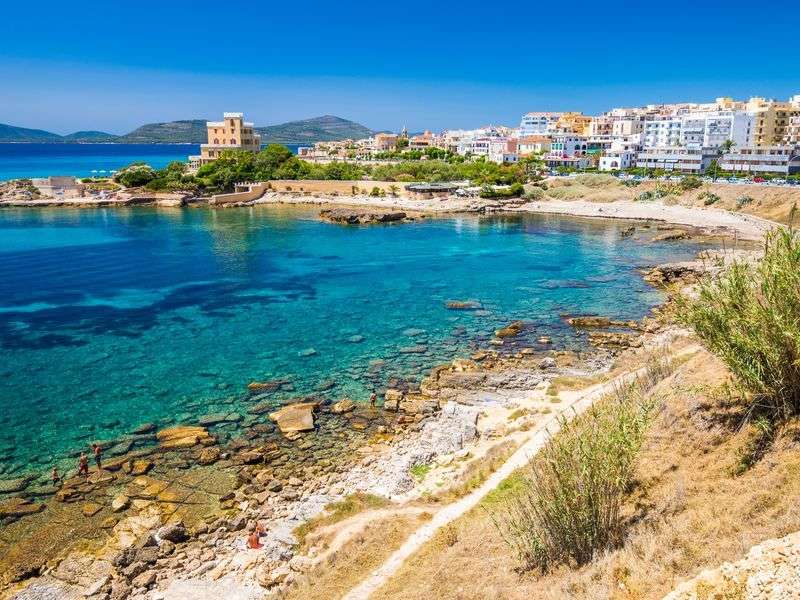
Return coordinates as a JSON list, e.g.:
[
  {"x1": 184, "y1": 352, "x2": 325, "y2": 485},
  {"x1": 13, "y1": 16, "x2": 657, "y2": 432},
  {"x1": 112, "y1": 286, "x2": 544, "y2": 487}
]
[{"x1": 2, "y1": 0, "x2": 799, "y2": 134}]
